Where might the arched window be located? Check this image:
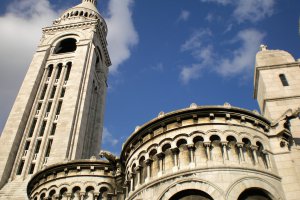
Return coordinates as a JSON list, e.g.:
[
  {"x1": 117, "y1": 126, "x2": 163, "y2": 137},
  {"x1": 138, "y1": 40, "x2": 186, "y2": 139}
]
[
  {"x1": 238, "y1": 188, "x2": 272, "y2": 200},
  {"x1": 54, "y1": 38, "x2": 77, "y2": 54},
  {"x1": 170, "y1": 189, "x2": 213, "y2": 200}
]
